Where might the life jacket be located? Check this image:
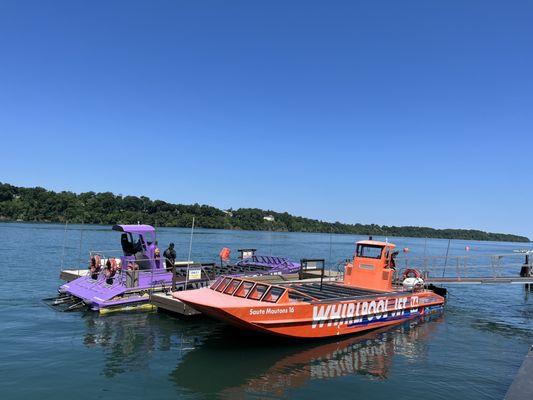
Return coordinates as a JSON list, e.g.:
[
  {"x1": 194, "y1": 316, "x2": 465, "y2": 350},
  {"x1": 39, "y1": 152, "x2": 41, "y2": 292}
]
[
  {"x1": 104, "y1": 258, "x2": 118, "y2": 278},
  {"x1": 90, "y1": 255, "x2": 102, "y2": 273}
]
